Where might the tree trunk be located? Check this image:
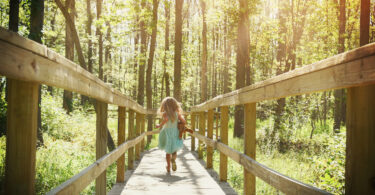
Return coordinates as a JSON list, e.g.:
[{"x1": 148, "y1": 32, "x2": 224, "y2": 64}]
[
  {"x1": 233, "y1": 0, "x2": 249, "y2": 138},
  {"x1": 173, "y1": 0, "x2": 184, "y2": 102},
  {"x1": 104, "y1": 21, "x2": 112, "y2": 83},
  {"x1": 86, "y1": 0, "x2": 93, "y2": 73},
  {"x1": 137, "y1": 0, "x2": 147, "y2": 105},
  {"x1": 163, "y1": 0, "x2": 170, "y2": 99},
  {"x1": 97, "y1": 0, "x2": 103, "y2": 80},
  {"x1": 133, "y1": 32, "x2": 139, "y2": 100},
  {"x1": 29, "y1": 0, "x2": 45, "y2": 147},
  {"x1": 146, "y1": 0, "x2": 159, "y2": 143},
  {"x1": 200, "y1": 0, "x2": 207, "y2": 102}
]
